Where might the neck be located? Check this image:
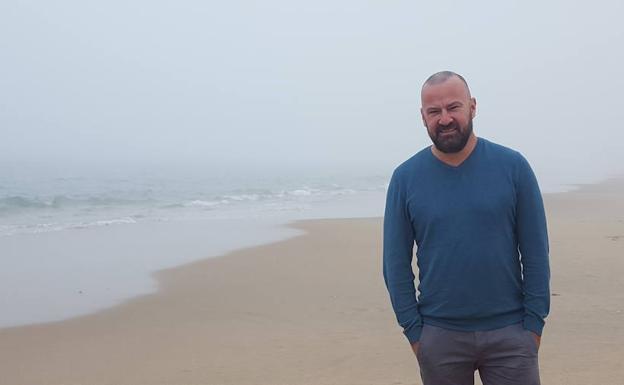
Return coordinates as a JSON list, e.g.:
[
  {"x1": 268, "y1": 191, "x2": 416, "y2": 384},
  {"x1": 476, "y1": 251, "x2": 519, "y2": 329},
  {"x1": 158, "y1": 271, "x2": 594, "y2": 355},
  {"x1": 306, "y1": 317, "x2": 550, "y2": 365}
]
[{"x1": 431, "y1": 134, "x2": 478, "y2": 167}]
